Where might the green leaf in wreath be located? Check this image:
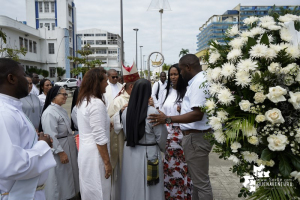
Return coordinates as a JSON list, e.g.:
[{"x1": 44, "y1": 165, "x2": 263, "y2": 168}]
[
  {"x1": 246, "y1": 37, "x2": 257, "y2": 50},
  {"x1": 288, "y1": 153, "x2": 300, "y2": 171},
  {"x1": 261, "y1": 148, "x2": 275, "y2": 161},
  {"x1": 278, "y1": 153, "x2": 292, "y2": 178},
  {"x1": 260, "y1": 33, "x2": 269, "y2": 46}
]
